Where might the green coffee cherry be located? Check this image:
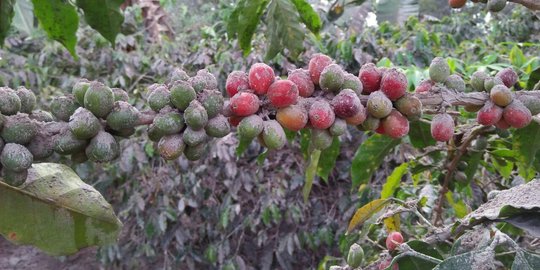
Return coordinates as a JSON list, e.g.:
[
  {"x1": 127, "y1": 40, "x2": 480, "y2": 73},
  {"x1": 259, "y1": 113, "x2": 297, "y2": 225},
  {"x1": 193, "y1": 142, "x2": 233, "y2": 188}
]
[
  {"x1": 201, "y1": 89, "x2": 224, "y2": 118},
  {"x1": 0, "y1": 87, "x2": 22, "y2": 116},
  {"x1": 347, "y1": 243, "x2": 364, "y2": 268},
  {"x1": 112, "y1": 88, "x2": 129, "y2": 102},
  {"x1": 106, "y1": 101, "x2": 140, "y2": 131},
  {"x1": 170, "y1": 80, "x2": 196, "y2": 111},
  {"x1": 184, "y1": 100, "x2": 209, "y2": 130},
  {"x1": 262, "y1": 120, "x2": 286, "y2": 150},
  {"x1": 205, "y1": 115, "x2": 230, "y2": 138},
  {"x1": 69, "y1": 108, "x2": 101, "y2": 140},
  {"x1": 72, "y1": 79, "x2": 91, "y2": 105},
  {"x1": 54, "y1": 129, "x2": 88, "y2": 155},
  {"x1": 86, "y1": 131, "x2": 119, "y2": 162},
  {"x1": 158, "y1": 134, "x2": 185, "y2": 160},
  {"x1": 84, "y1": 82, "x2": 115, "y2": 118},
  {"x1": 1, "y1": 169, "x2": 28, "y2": 187},
  {"x1": 183, "y1": 127, "x2": 208, "y2": 146},
  {"x1": 154, "y1": 110, "x2": 184, "y2": 135},
  {"x1": 184, "y1": 143, "x2": 207, "y2": 161},
  {"x1": 238, "y1": 115, "x2": 264, "y2": 140},
  {"x1": 51, "y1": 95, "x2": 79, "y2": 122},
  {"x1": 429, "y1": 57, "x2": 450, "y2": 83},
  {"x1": 1, "y1": 114, "x2": 38, "y2": 144},
  {"x1": 1, "y1": 143, "x2": 33, "y2": 172},
  {"x1": 16, "y1": 87, "x2": 37, "y2": 113},
  {"x1": 312, "y1": 129, "x2": 333, "y2": 150}
]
